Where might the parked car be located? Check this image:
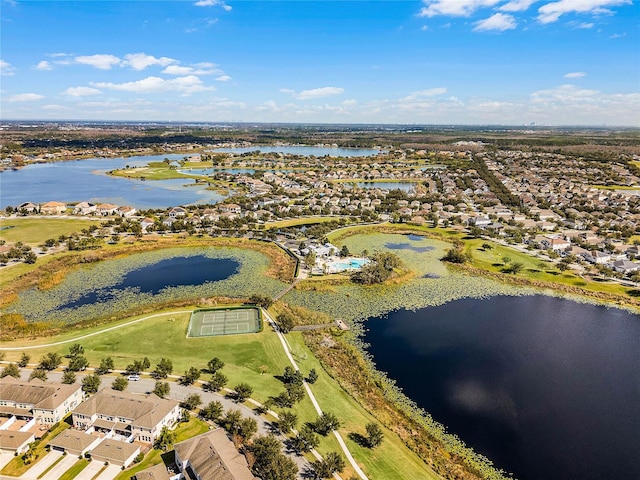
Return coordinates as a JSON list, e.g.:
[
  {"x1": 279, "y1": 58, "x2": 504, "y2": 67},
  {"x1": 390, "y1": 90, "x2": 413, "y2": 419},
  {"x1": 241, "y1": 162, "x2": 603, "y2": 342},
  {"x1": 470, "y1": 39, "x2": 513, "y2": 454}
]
[{"x1": 127, "y1": 374, "x2": 140, "y2": 381}]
